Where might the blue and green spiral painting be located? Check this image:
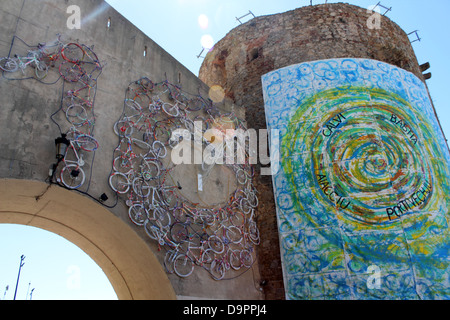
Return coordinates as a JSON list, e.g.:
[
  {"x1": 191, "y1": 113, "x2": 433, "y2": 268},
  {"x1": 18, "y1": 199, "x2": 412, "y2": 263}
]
[{"x1": 262, "y1": 58, "x2": 450, "y2": 300}]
